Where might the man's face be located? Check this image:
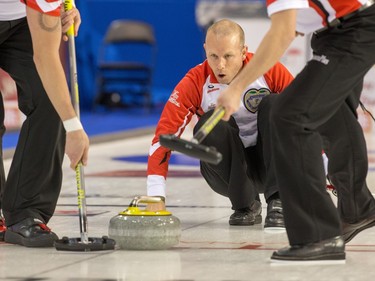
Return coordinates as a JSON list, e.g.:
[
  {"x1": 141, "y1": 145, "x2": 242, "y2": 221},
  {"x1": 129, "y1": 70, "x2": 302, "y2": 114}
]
[{"x1": 204, "y1": 33, "x2": 247, "y2": 84}]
